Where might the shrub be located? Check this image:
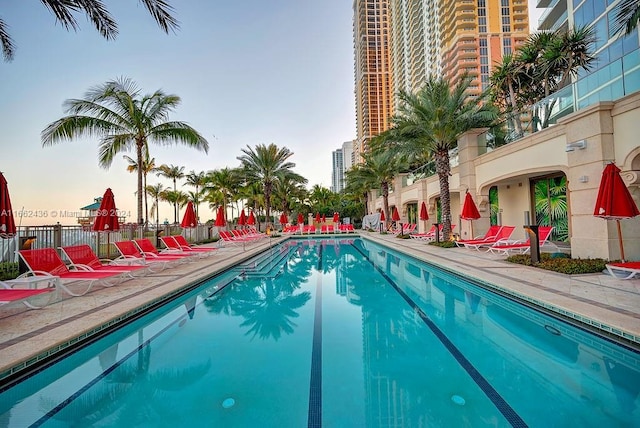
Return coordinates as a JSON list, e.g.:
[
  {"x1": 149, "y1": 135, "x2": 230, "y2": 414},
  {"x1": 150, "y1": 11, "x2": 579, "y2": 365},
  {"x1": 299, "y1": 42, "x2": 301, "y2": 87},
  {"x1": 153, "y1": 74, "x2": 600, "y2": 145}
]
[
  {"x1": 428, "y1": 241, "x2": 457, "y2": 248},
  {"x1": 506, "y1": 253, "x2": 607, "y2": 274},
  {"x1": 396, "y1": 234, "x2": 411, "y2": 239},
  {"x1": 0, "y1": 262, "x2": 19, "y2": 281}
]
